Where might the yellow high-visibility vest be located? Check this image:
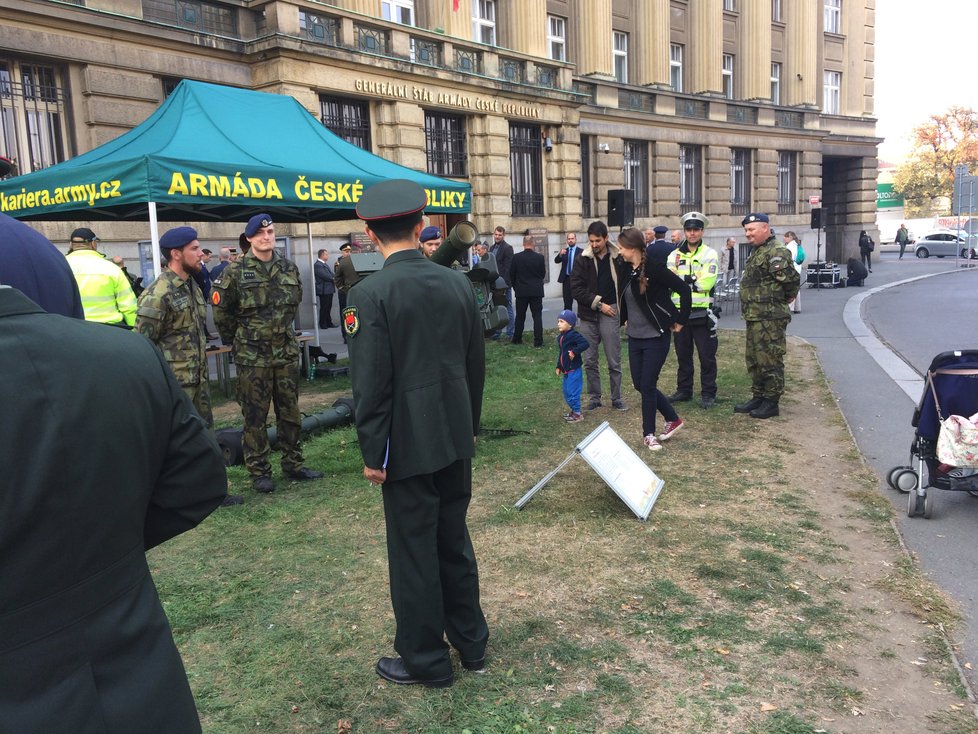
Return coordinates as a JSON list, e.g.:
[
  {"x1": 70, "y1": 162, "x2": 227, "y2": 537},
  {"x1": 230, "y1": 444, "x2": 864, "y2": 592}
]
[{"x1": 66, "y1": 250, "x2": 138, "y2": 326}]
